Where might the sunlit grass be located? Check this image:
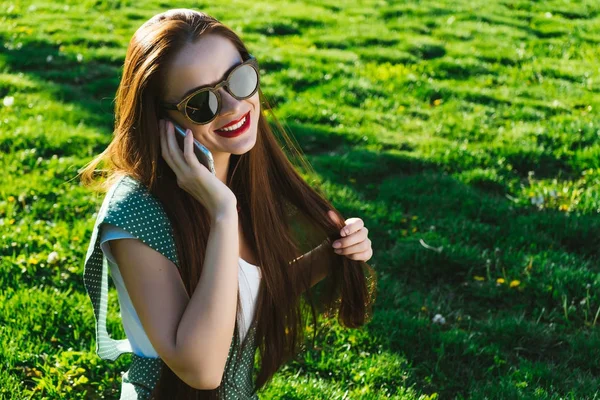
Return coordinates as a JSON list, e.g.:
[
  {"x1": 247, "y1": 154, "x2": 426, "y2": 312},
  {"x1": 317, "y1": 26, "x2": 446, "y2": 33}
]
[{"x1": 1, "y1": 0, "x2": 599, "y2": 398}]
